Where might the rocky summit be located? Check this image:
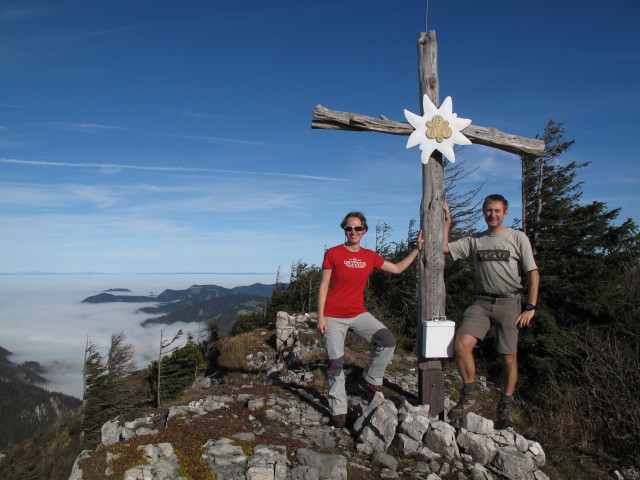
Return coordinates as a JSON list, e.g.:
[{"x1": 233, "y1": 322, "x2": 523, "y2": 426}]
[{"x1": 69, "y1": 312, "x2": 552, "y2": 480}]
